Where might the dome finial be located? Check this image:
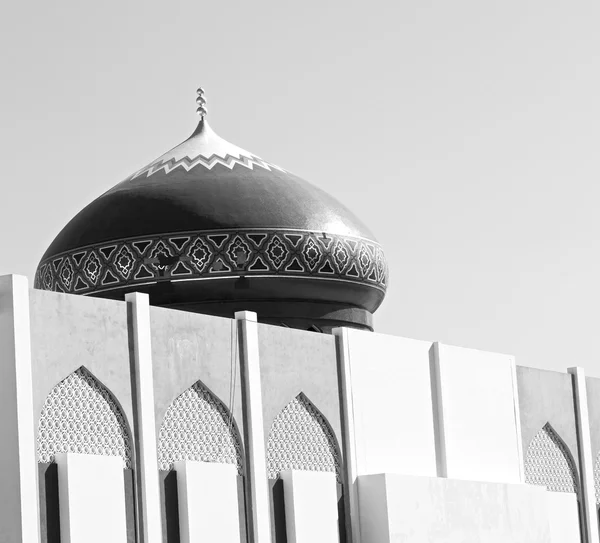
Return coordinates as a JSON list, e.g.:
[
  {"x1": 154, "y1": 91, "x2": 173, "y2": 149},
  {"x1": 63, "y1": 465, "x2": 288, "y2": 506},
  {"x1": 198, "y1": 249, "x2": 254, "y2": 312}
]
[{"x1": 196, "y1": 87, "x2": 207, "y2": 118}]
